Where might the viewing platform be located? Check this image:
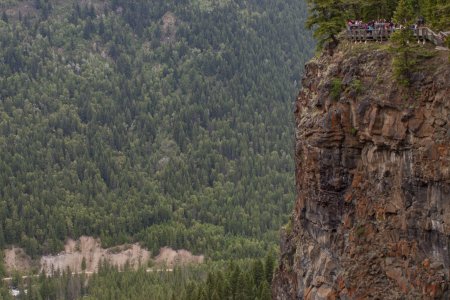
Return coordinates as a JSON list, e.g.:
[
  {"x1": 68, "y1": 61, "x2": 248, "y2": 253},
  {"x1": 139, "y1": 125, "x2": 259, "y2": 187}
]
[{"x1": 347, "y1": 26, "x2": 448, "y2": 46}]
